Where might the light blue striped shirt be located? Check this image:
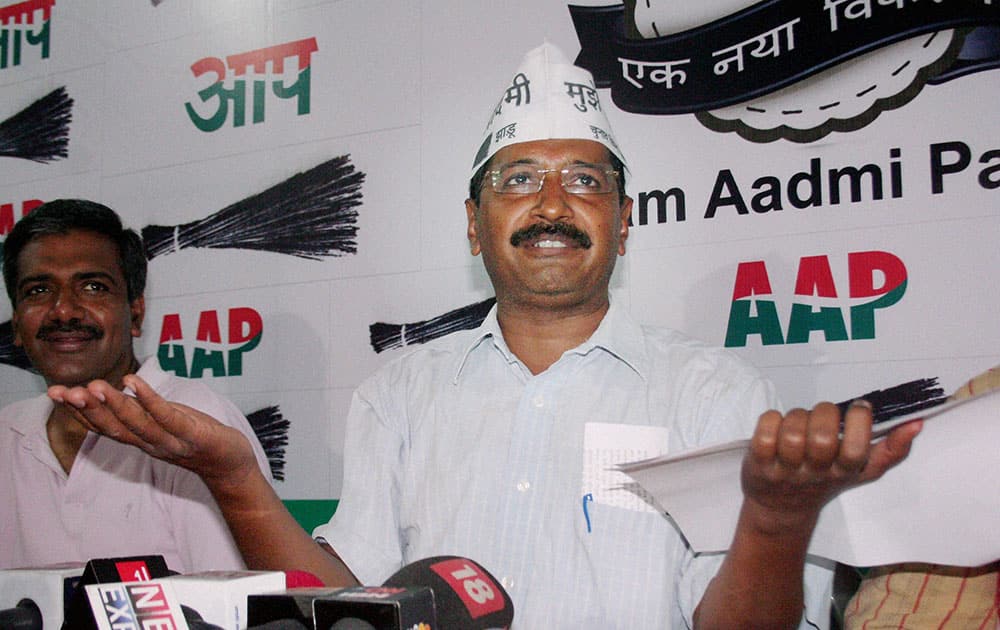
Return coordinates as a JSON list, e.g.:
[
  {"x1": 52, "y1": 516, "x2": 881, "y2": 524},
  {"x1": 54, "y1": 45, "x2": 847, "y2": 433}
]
[{"x1": 316, "y1": 301, "x2": 832, "y2": 628}]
